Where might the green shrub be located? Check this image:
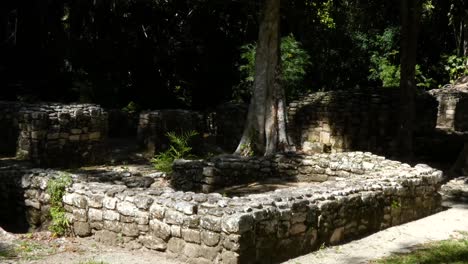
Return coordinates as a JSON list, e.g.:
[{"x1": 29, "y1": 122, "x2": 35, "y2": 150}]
[
  {"x1": 151, "y1": 130, "x2": 198, "y2": 173},
  {"x1": 46, "y1": 173, "x2": 72, "y2": 236},
  {"x1": 121, "y1": 101, "x2": 140, "y2": 114},
  {"x1": 443, "y1": 54, "x2": 468, "y2": 84}
]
